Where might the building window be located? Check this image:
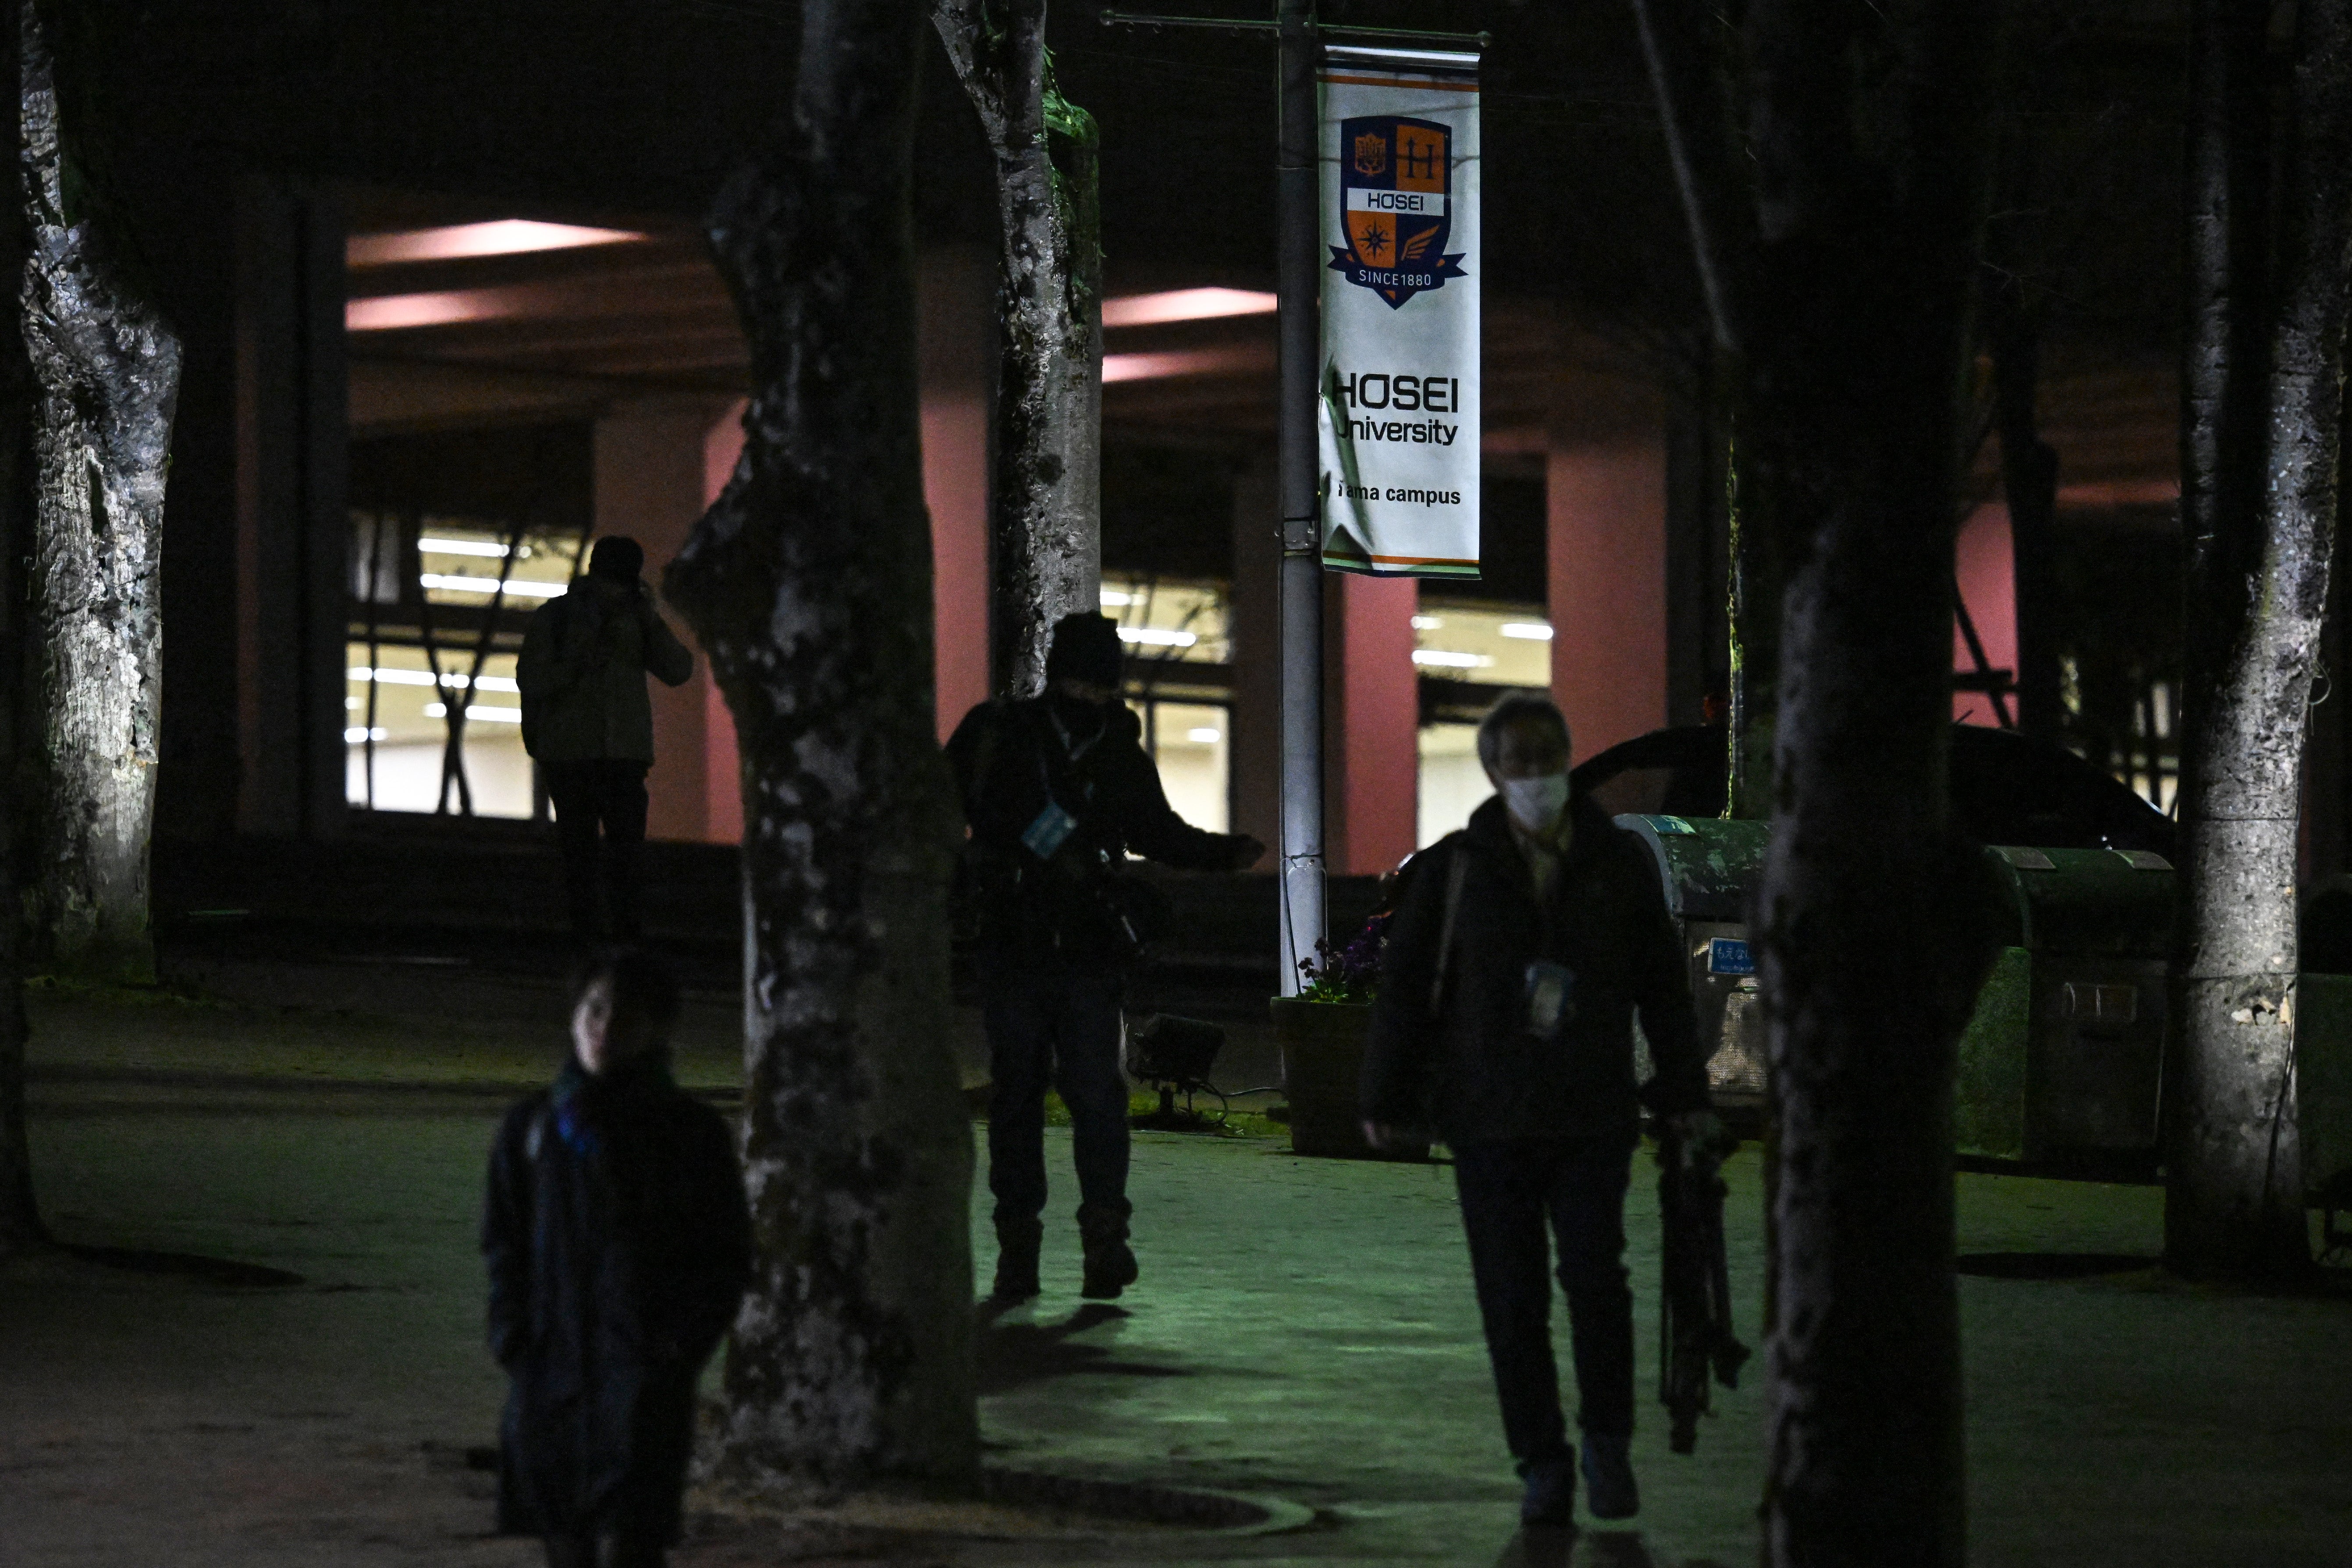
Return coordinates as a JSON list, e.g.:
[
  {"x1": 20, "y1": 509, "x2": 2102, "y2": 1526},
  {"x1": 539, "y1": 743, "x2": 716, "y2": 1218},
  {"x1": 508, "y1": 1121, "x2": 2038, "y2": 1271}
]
[
  {"x1": 1133, "y1": 699, "x2": 1231, "y2": 834},
  {"x1": 1414, "y1": 597, "x2": 1550, "y2": 846},
  {"x1": 1105, "y1": 573, "x2": 1233, "y2": 834},
  {"x1": 346, "y1": 511, "x2": 586, "y2": 818}
]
